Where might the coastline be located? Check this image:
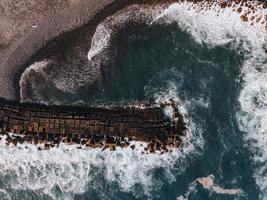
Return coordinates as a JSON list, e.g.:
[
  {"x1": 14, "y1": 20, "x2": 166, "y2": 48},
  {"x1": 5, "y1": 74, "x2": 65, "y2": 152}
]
[
  {"x1": 0, "y1": 0, "x2": 117, "y2": 100},
  {"x1": 1, "y1": 0, "x2": 265, "y2": 102},
  {"x1": 0, "y1": 0, "x2": 174, "y2": 101},
  {"x1": 0, "y1": 1, "x2": 265, "y2": 198}
]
